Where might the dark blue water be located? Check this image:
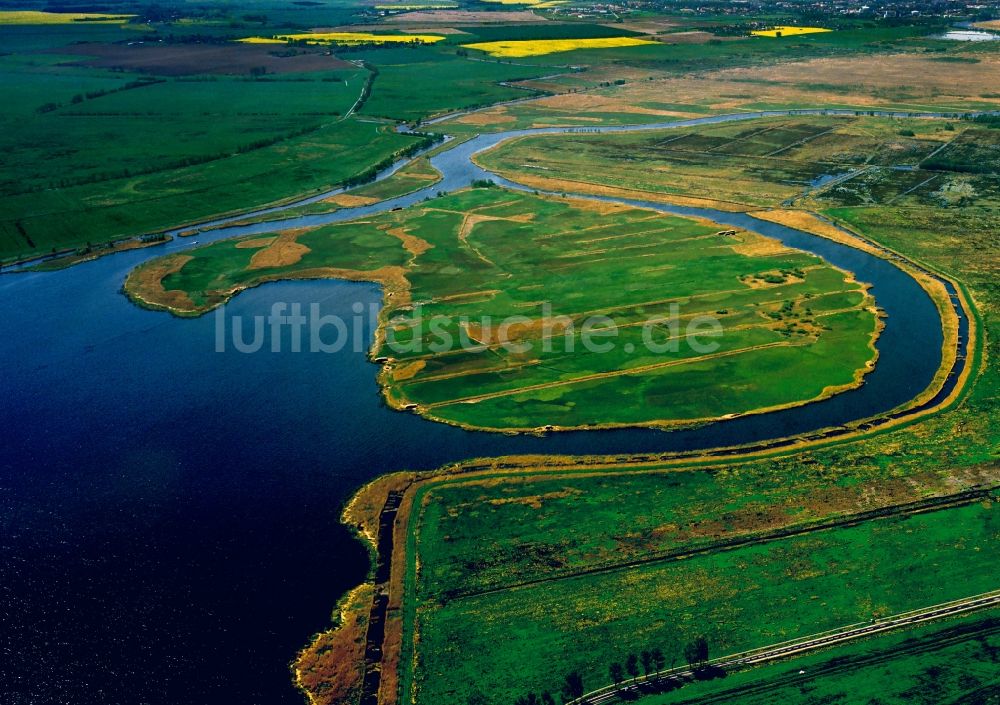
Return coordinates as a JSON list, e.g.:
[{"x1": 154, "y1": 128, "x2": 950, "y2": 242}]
[{"x1": 0, "y1": 110, "x2": 953, "y2": 705}]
